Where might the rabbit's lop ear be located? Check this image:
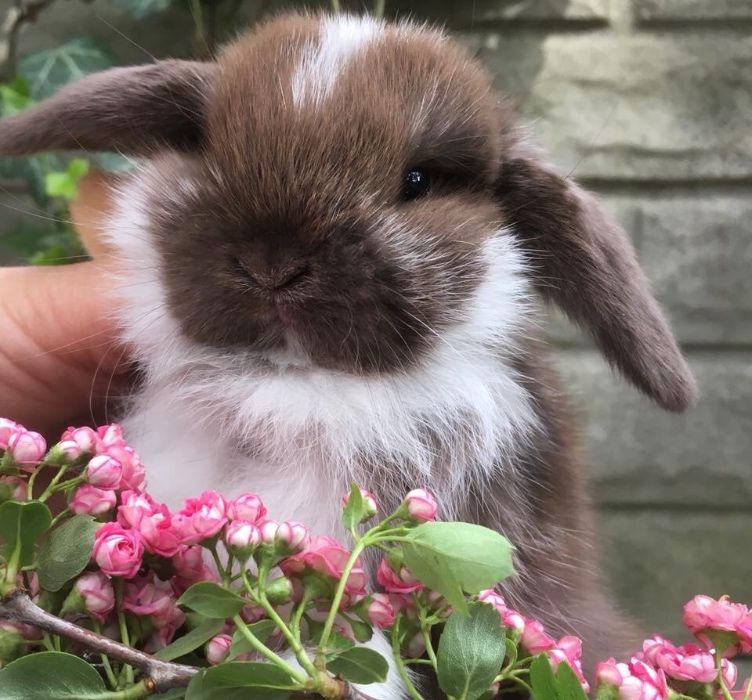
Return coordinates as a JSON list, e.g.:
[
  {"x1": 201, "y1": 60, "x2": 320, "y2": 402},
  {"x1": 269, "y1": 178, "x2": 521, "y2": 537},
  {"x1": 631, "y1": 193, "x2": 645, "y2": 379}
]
[
  {"x1": 497, "y1": 153, "x2": 697, "y2": 412},
  {"x1": 0, "y1": 60, "x2": 215, "y2": 156}
]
